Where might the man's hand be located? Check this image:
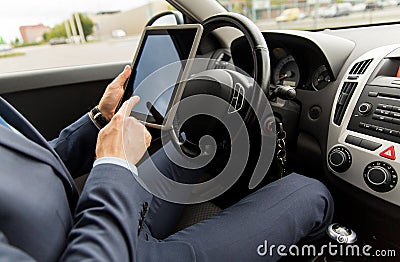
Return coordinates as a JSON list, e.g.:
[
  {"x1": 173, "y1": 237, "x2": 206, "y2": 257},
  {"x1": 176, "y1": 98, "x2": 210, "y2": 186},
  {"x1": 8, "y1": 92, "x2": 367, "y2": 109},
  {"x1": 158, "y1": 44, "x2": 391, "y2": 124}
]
[
  {"x1": 98, "y1": 65, "x2": 131, "y2": 121},
  {"x1": 96, "y1": 96, "x2": 152, "y2": 165}
]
